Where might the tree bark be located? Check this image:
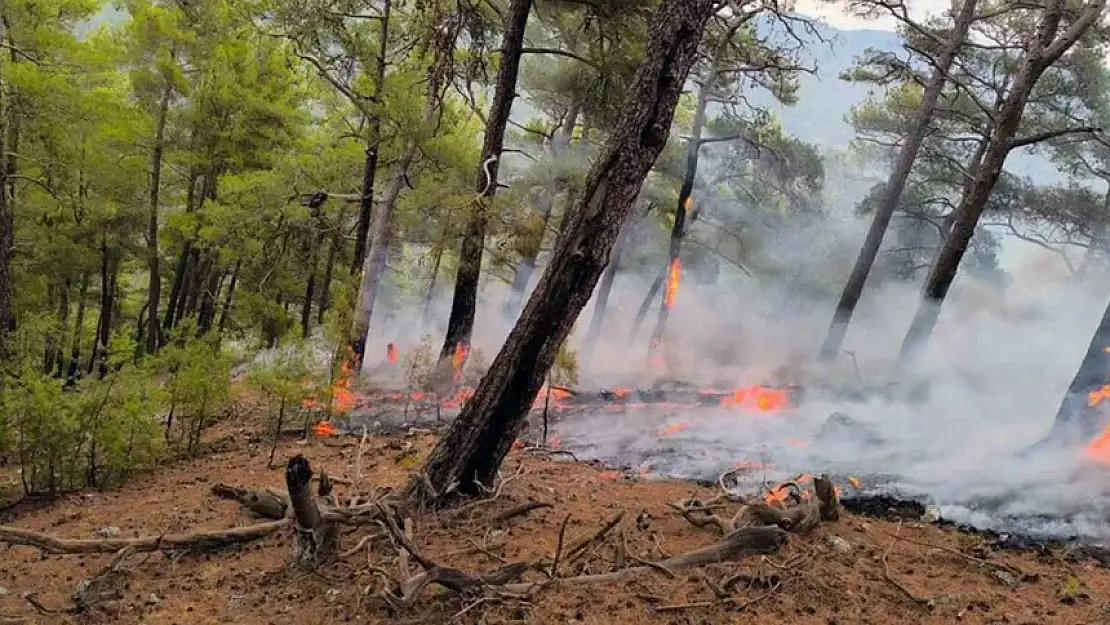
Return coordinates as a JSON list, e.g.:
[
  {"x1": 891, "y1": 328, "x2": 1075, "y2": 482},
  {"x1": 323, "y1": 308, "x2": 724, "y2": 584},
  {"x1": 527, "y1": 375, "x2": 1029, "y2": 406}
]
[
  {"x1": 317, "y1": 211, "x2": 345, "y2": 324},
  {"x1": 421, "y1": 235, "x2": 445, "y2": 331},
  {"x1": 440, "y1": 0, "x2": 533, "y2": 363},
  {"x1": 503, "y1": 101, "x2": 580, "y2": 320},
  {"x1": 581, "y1": 204, "x2": 645, "y2": 366},
  {"x1": 146, "y1": 81, "x2": 173, "y2": 355},
  {"x1": 1038, "y1": 292, "x2": 1110, "y2": 447},
  {"x1": 408, "y1": 0, "x2": 716, "y2": 505},
  {"x1": 818, "y1": 0, "x2": 978, "y2": 363},
  {"x1": 66, "y1": 272, "x2": 89, "y2": 384},
  {"x1": 0, "y1": 37, "x2": 13, "y2": 359},
  {"x1": 217, "y1": 259, "x2": 240, "y2": 336},
  {"x1": 163, "y1": 171, "x2": 201, "y2": 336},
  {"x1": 896, "y1": 0, "x2": 1106, "y2": 367},
  {"x1": 629, "y1": 266, "x2": 665, "y2": 341},
  {"x1": 350, "y1": 0, "x2": 391, "y2": 275}
]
